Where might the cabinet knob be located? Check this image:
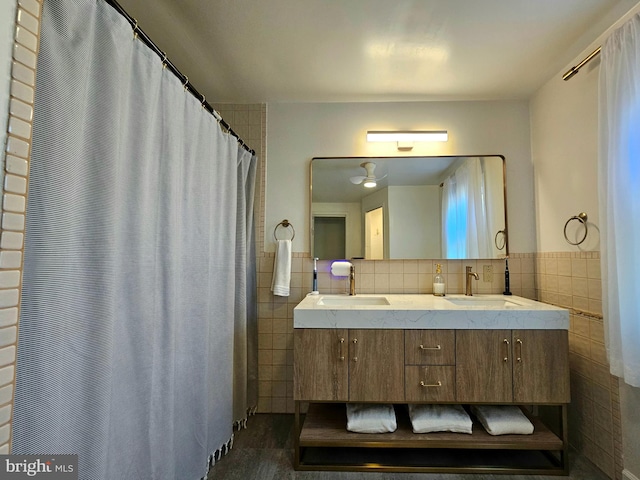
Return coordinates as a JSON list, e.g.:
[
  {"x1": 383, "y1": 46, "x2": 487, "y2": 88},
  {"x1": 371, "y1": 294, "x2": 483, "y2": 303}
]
[{"x1": 352, "y1": 338, "x2": 357, "y2": 344}]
